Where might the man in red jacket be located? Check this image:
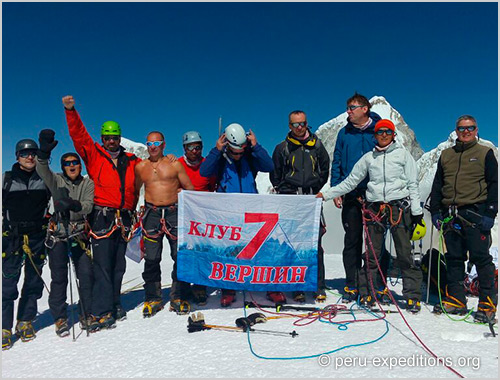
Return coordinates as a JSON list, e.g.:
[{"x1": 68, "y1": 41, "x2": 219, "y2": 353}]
[
  {"x1": 62, "y1": 95, "x2": 141, "y2": 331},
  {"x1": 178, "y1": 131, "x2": 216, "y2": 305}
]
